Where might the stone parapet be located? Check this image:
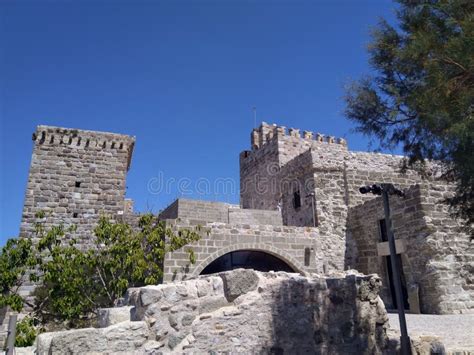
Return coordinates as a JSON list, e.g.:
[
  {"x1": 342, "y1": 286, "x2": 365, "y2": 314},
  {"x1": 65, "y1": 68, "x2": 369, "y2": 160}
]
[
  {"x1": 248, "y1": 122, "x2": 348, "y2": 152},
  {"x1": 33, "y1": 125, "x2": 135, "y2": 170},
  {"x1": 158, "y1": 199, "x2": 283, "y2": 226}
]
